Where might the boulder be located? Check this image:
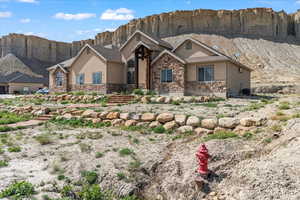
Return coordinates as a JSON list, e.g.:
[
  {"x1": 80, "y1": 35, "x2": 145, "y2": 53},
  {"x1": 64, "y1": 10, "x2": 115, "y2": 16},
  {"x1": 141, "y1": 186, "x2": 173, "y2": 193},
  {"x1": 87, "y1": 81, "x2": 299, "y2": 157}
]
[
  {"x1": 240, "y1": 117, "x2": 266, "y2": 127},
  {"x1": 177, "y1": 126, "x2": 193, "y2": 133},
  {"x1": 136, "y1": 122, "x2": 149, "y2": 127},
  {"x1": 106, "y1": 112, "x2": 120, "y2": 120},
  {"x1": 156, "y1": 96, "x2": 166, "y2": 103},
  {"x1": 201, "y1": 119, "x2": 218, "y2": 129},
  {"x1": 186, "y1": 116, "x2": 200, "y2": 127},
  {"x1": 234, "y1": 125, "x2": 253, "y2": 134},
  {"x1": 125, "y1": 120, "x2": 137, "y2": 127},
  {"x1": 214, "y1": 127, "x2": 229, "y2": 134},
  {"x1": 120, "y1": 113, "x2": 130, "y2": 120},
  {"x1": 82, "y1": 109, "x2": 97, "y2": 118},
  {"x1": 163, "y1": 121, "x2": 178, "y2": 130},
  {"x1": 156, "y1": 113, "x2": 174, "y2": 123},
  {"x1": 92, "y1": 118, "x2": 102, "y2": 124},
  {"x1": 164, "y1": 97, "x2": 171, "y2": 104},
  {"x1": 62, "y1": 113, "x2": 73, "y2": 120},
  {"x1": 149, "y1": 121, "x2": 161, "y2": 128},
  {"x1": 172, "y1": 97, "x2": 183, "y2": 102},
  {"x1": 99, "y1": 111, "x2": 108, "y2": 119},
  {"x1": 175, "y1": 114, "x2": 187, "y2": 126},
  {"x1": 141, "y1": 113, "x2": 156, "y2": 122},
  {"x1": 141, "y1": 96, "x2": 150, "y2": 103},
  {"x1": 195, "y1": 127, "x2": 213, "y2": 135},
  {"x1": 130, "y1": 113, "x2": 141, "y2": 121},
  {"x1": 218, "y1": 117, "x2": 240, "y2": 129},
  {"x1": 111, "y1": 119, "x2": 124, "y2": 126}
]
